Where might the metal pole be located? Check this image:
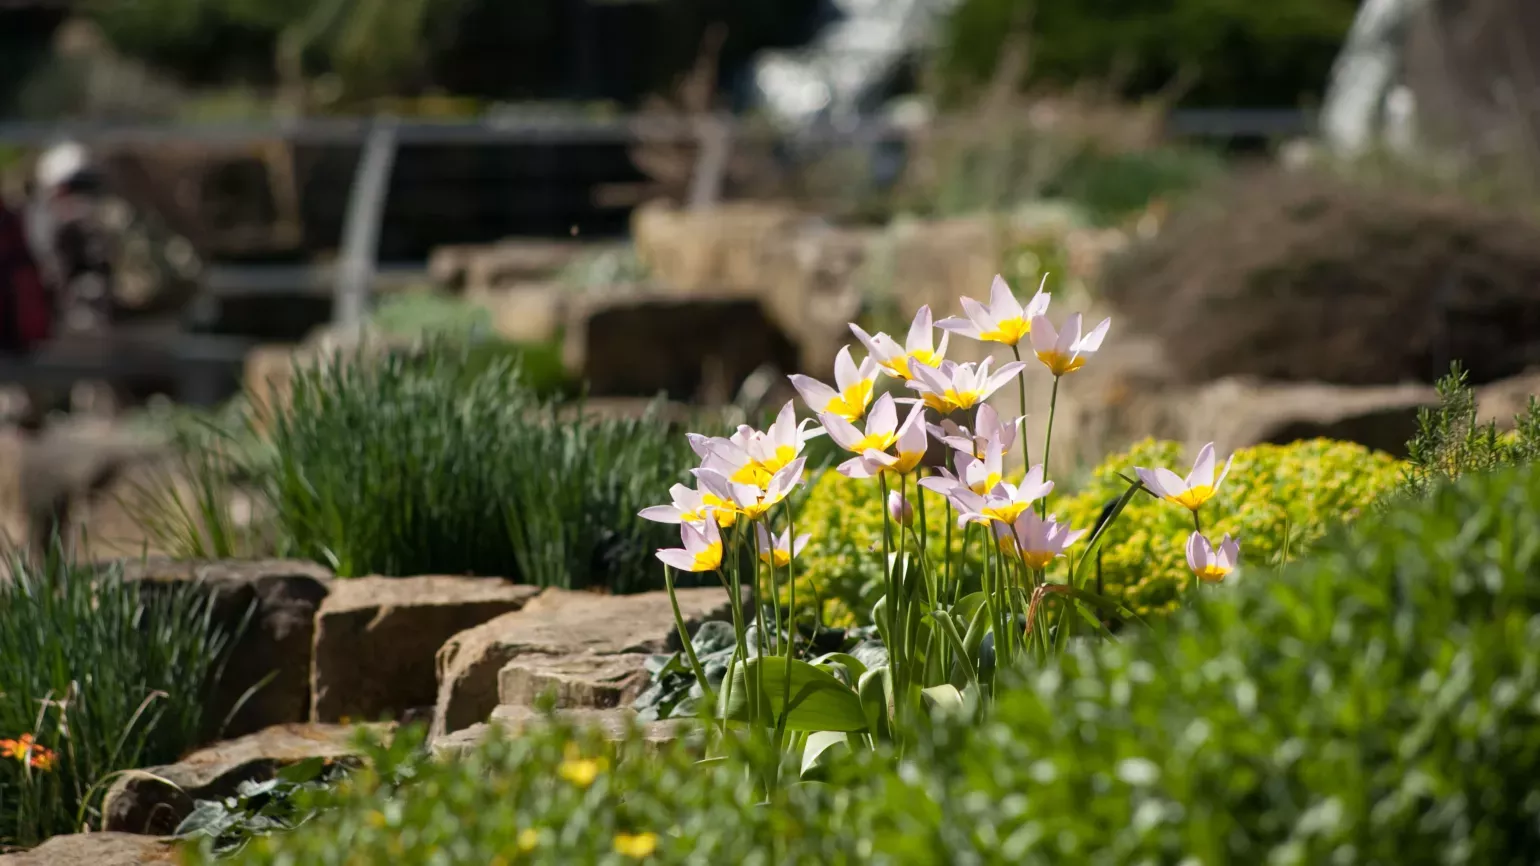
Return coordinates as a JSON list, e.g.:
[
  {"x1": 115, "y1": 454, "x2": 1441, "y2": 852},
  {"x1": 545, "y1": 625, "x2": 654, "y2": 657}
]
[
  {"x1": 334, "y1": 117, "x2": 399, "y2": 331},
  {"x1": 688, "y1": 115, "x2": 734, "y2": 211}
]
